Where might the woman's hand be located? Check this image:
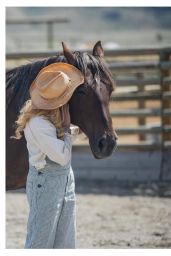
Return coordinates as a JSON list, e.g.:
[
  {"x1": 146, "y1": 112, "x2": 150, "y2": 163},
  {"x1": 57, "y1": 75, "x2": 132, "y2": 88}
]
[
  {"x1": 61, "y1": 104, "x2": 71, "y2": 131},
  {"x1": 60, "y1": 104, "x2": 83, "y2": 135}
]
